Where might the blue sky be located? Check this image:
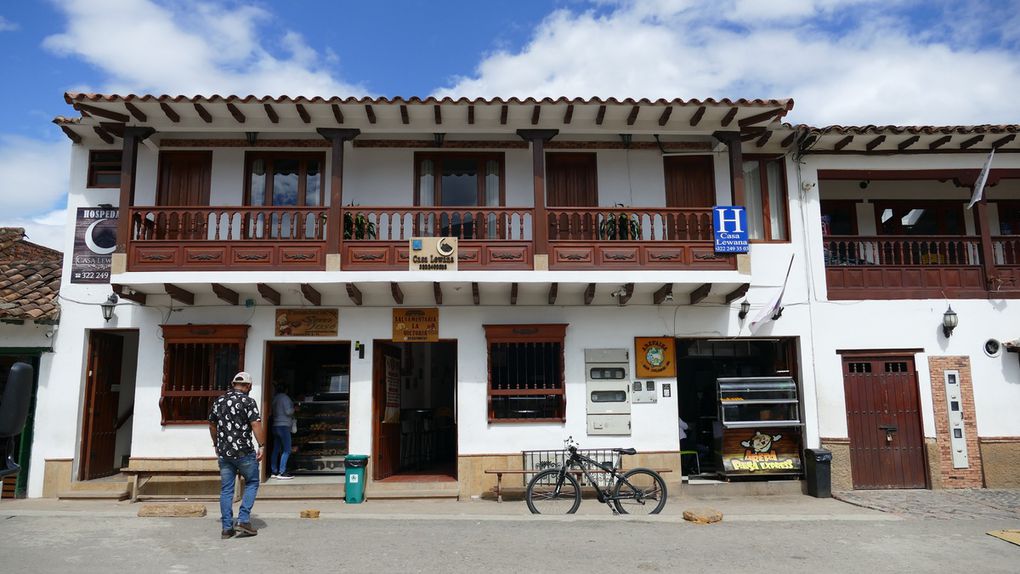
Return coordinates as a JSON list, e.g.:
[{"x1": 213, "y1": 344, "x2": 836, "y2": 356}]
[{"x1": 1, "y1": 0, "x2": 1018, "y2": 248}]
